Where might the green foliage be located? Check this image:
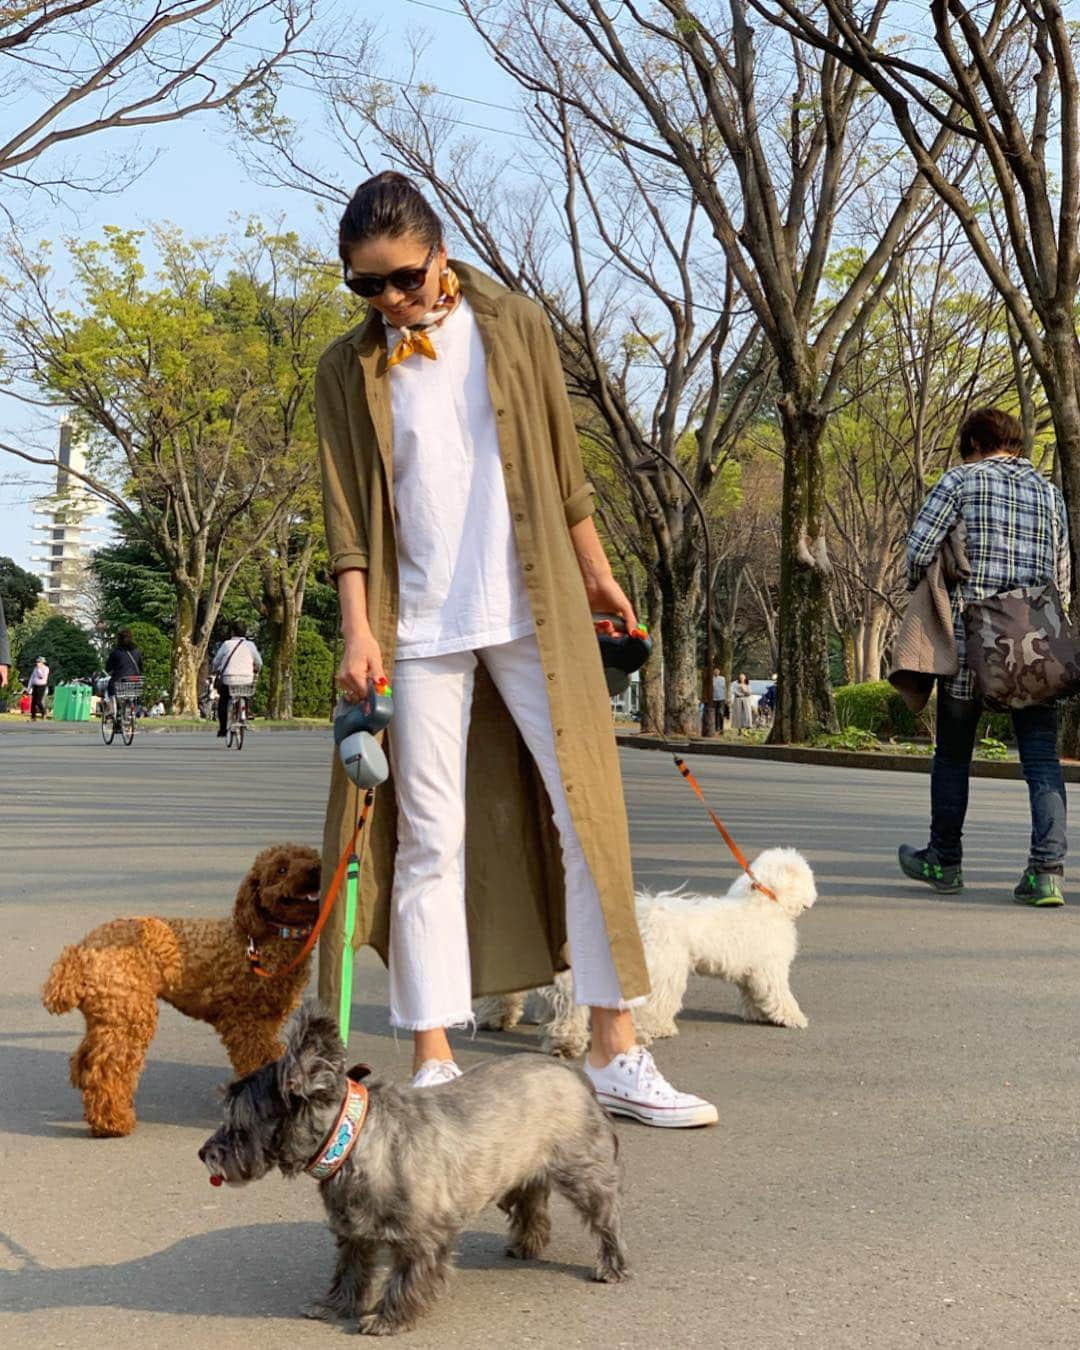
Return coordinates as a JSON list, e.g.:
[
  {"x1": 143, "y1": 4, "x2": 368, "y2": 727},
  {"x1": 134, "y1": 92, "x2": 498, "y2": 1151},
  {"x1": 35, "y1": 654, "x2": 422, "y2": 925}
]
[
  {"x1": 832, "y1": 681, "x2": 919, "y2": 738},
  {"x1": 811, "y1": 726, "x2": 881, "y2": 752},
  {"x1": 975, "y1": 737, "x2": 1009, "y2": 762},
  {"x1": 292, "y1": 627, "x2": 334, "y2": 719},
  {"x1": 91, "y1": 525, "x2": 176, "y2": 631},
  {"x1": 127, "y1": 622, "x2": 172, "y2": 704},
  {"x1": 0, "y1": 556, "x2": 43, "y2": 626},
  {"x1": 16, "y1": 616, "x2": 98, "y2": 684}
]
